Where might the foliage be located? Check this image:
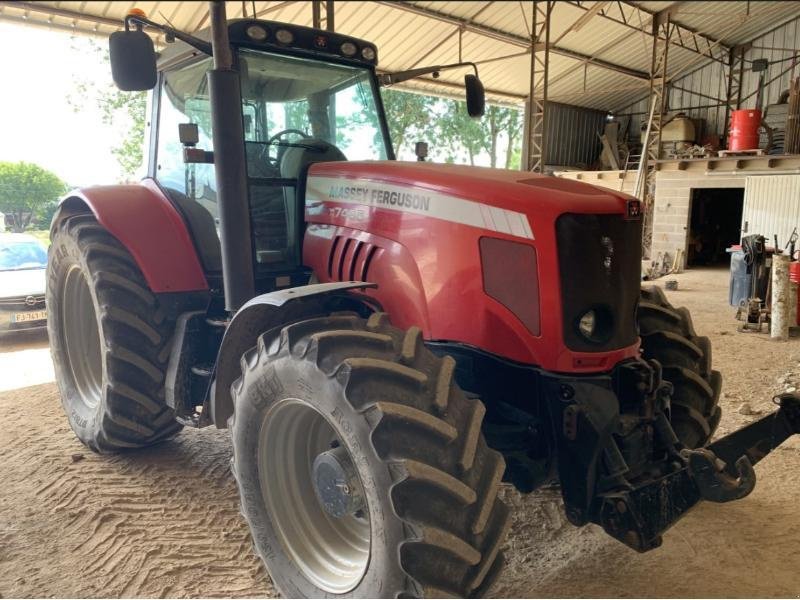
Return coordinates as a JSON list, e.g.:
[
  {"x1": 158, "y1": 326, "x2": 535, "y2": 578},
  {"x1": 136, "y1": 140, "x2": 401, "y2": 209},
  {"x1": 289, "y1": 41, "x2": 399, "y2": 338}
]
[
  {"x1": 380, "y1": 88, "x2": 438, "y2": 157},
  {"x1": 0, "y1": 162, "x2": 67, "y2": 232},
  {"x1": 437, "y1": 100, "x2": 486, "y2": 165},
  {"x1": 68, "y1": 39, "x2": 147, "y2": 181},
  {"x1": 380, "y1": 87, "x2": 523, "y2": 168}
]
